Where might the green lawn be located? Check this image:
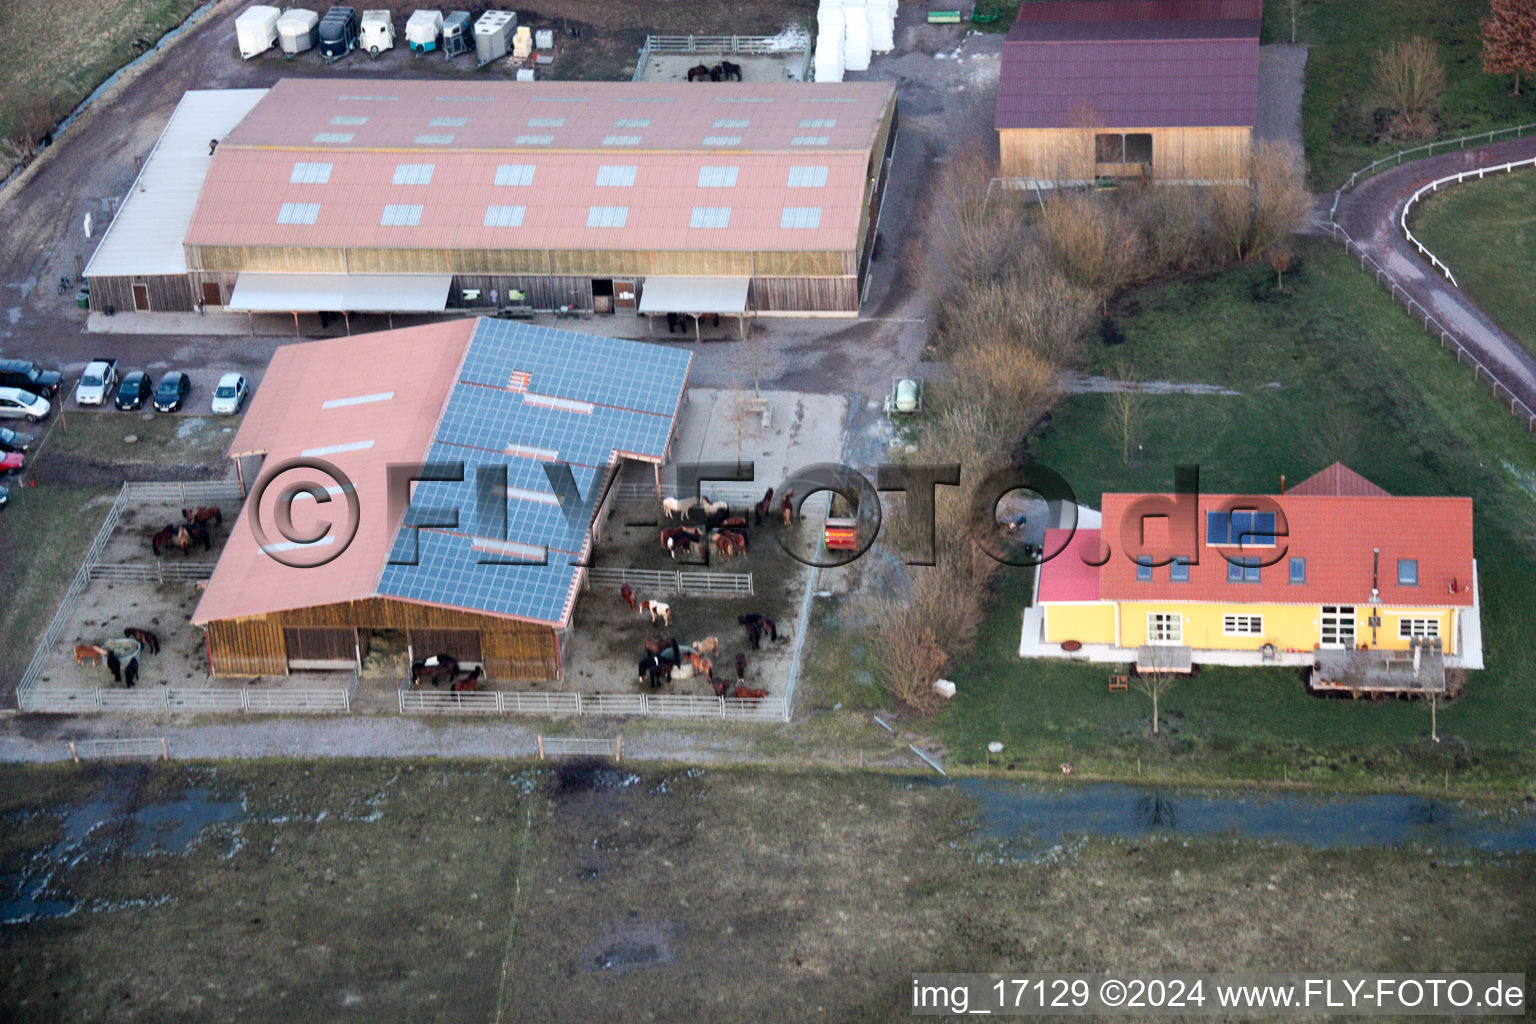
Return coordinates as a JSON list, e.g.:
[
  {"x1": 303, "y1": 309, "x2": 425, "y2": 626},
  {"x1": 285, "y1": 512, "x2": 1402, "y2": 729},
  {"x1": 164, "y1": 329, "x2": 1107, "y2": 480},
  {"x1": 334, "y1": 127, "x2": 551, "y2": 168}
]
[
  {"x1": 1410, "y1": 167, "x2": 1536, "y2": 358},
  {"x1": 932, "y1": 239, "x2": 1536, "y2": 794},
  {"x1": 1266, "y1": 0, "x2": 1536, "y2": 188}
]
